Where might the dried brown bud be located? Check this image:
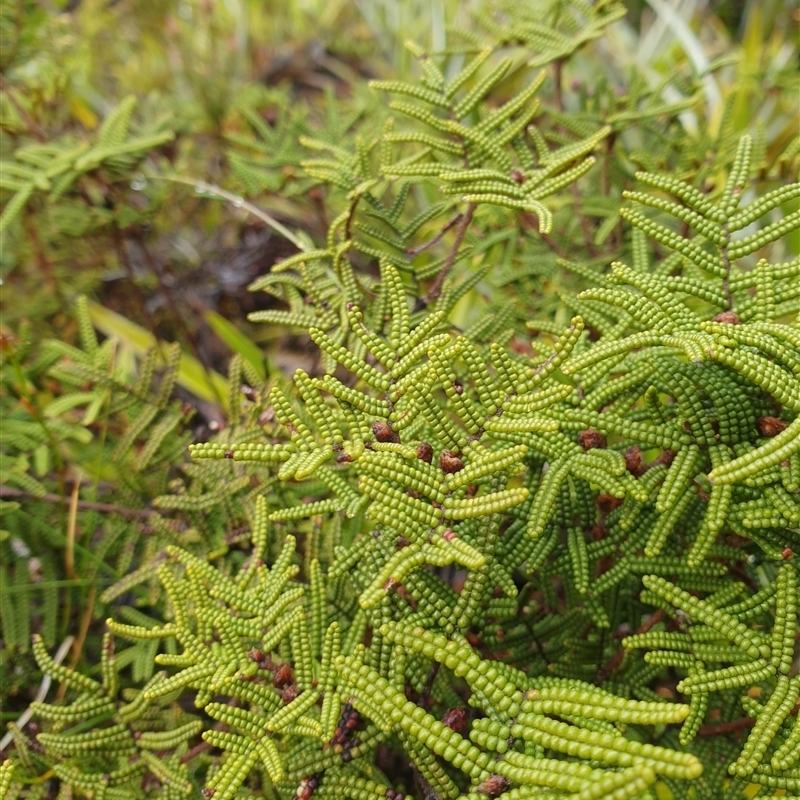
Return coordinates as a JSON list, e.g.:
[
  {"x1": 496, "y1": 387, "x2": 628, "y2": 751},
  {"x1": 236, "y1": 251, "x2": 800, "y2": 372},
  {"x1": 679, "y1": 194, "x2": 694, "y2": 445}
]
[
  {"x1": 372, "y1": 420, "x2": 400, "y2": 443},
  {"x1": 655, "y1": 449, "x2": 676, "y2": 467},
  {"x1": 579, "y1": 429, "x2": 607, "y2": 450},
  {"x1": 713, "y1": 311, "x2": 741, "y2": 325},
  {"x1": 416, "y1": 442, "x2": 433, "y2": 463},
  {"x1": 439, "y1": 449, "x2": 464, "y2": 474},
  {"x1": 247, "y1": 648, "x2": 271, "y2": 670},
  {"x1": 510, "y1": 170, "x2": 526, "y2": 184},
  {"x1": 441, "y1": 707, "x2": 469, "y2": 734},
  {"x1": 782, "y1": 548, "x2": 794, "y2": 560},
  {"x1": 202, "y1": 789, "x2": 216, "y2": 798},
  {"x1": 336, "y1": 453, "x2": 353, "y2": 463},
  {"x1": 623, "y1": 445, "x2": 642, "y2": 475},
  {"x1": 273, "y1": 663, "x2": 293, "y2": 688},
  {"x1": 596, "y1": 494, "x2": 623, "y2": 513},
  {"x1": 224, "y1": 450, "x2": 234, "y2": 459},
  {"x1": 757, "y1": 416, "x2": 787, "y2": 437},
  {"x1": 476, "y1": 774, "x2": 510, "y2": 798},
  {"x1": 395, "y1": 536, "x2": 411, "y2": 550},
  {"x1": 297, "y1": 781, "x2": 314, "y2": 800},
  {"x1": 282, "y1": 684, "x2": 300, "y2": 704},
  {"x1": 591, "y1": 523, "x2": 608, "y2": 541},
  {"x1": 406, "y1": 488, "x2": 421, "y2": 499}
]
